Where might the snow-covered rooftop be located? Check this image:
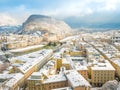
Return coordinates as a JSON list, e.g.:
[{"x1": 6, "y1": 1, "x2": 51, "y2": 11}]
[
  {"x1": 20, "y1": 49, "x2": 52, "y2": 73},
  {"x1": 74, "y1": 63, "x2": 88, "y2": 70},
  {"x1": 91, "y1": 60, "x2": 115, "y2": 70},
  {"x1": 62, "y1": 58, "x2": 70, "y2": 64},
  {"x1": 112, "y1": 59, "x2": 120, "y2": 67},
  {"x1": 0, "y1": 61, "x2": 3, "y2": 64},
  {"x1": 11, "y1": 49, "x2": 53, "y2": 73},
  {"x1": 0, "y1": 52, "x2": 5, "y2": 55},
  {"x1": 70, "y1": 56, "x2": 85, "y2": 61},
  {"x1": 39, "y1": 60, "x2": 56, "y2": 75},
  {"x1": 28, "y1": 72, "x2": 43, "y2": 80},
  {"x1": 5, "y1": 73, "x2": 24, "y2": 88},
  {"x1": 64, "y1": 70, "x2": 91, "y2": 88},
  {"x1": 52, "y1": 52, "x2": 62, "y2": 59},
  {"x1": 43, "y1": 74, "x2": 66, "y2": 84},
  {"x1": 0, "y1": 74, "x2": 14, "y2": 79}
]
